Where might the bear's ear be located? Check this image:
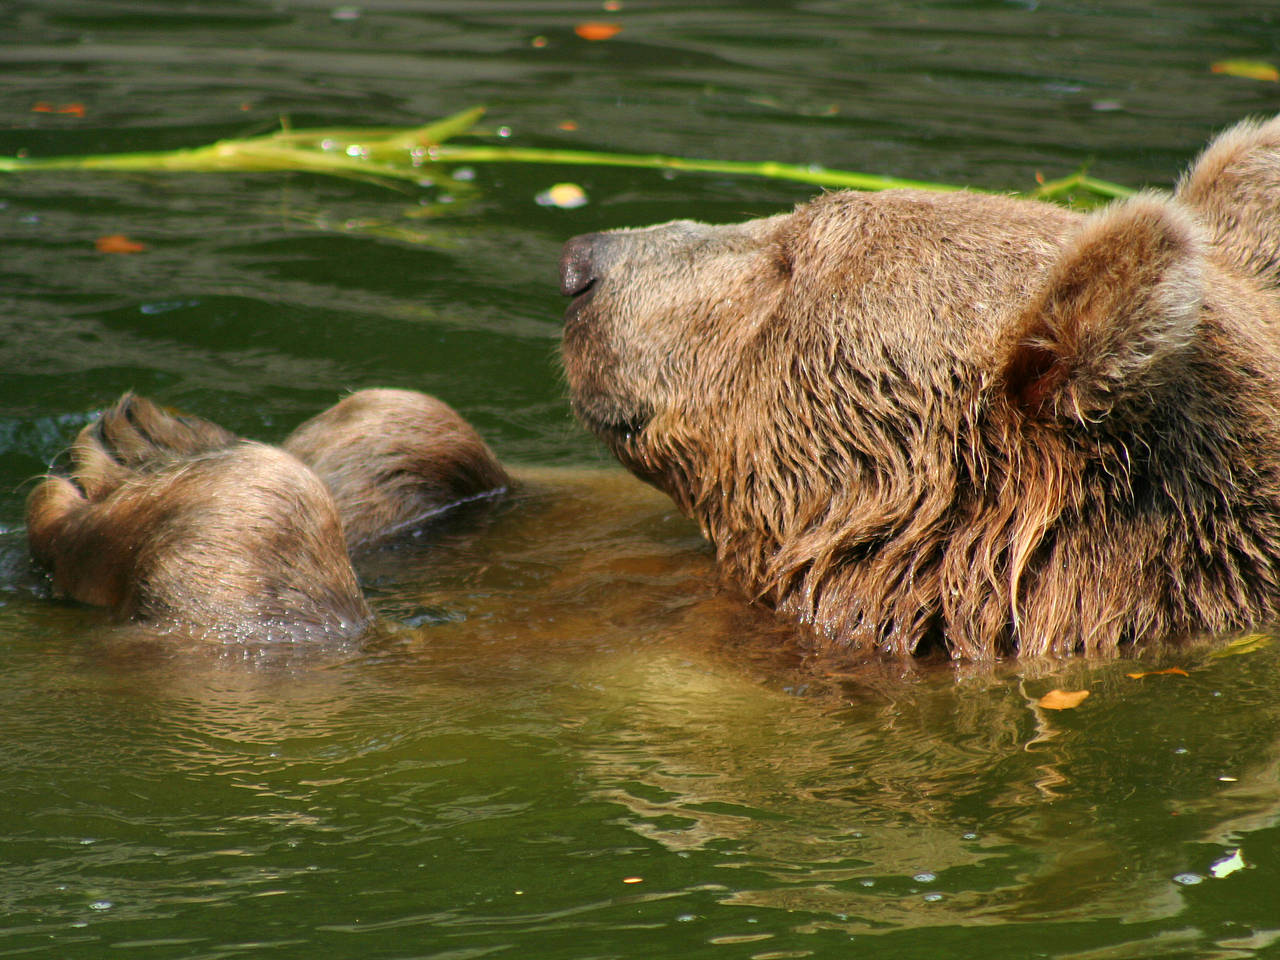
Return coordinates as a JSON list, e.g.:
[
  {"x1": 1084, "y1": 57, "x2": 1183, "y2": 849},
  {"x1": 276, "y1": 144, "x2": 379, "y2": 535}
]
[{"x1": 998, "y1": 194, "x2": 1205, "y2": 421}]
